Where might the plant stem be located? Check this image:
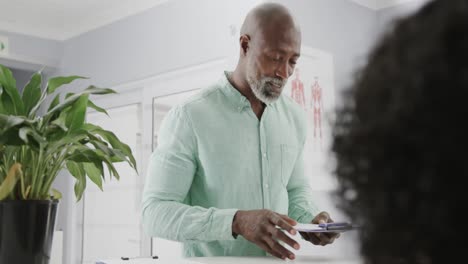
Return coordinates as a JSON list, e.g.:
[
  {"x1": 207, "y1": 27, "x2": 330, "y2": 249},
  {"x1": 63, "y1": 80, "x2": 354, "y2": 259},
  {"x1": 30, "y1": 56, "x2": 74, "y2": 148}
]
[
  {"x1": 41, "y1": 157, "x2": 61, "y2": 197},
  {"x1": 31, "y1": 145, "x2": 44, "y2": 199},
  {"x1": 40, "y1": 145, "x2": 68, "y2": 197}
]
